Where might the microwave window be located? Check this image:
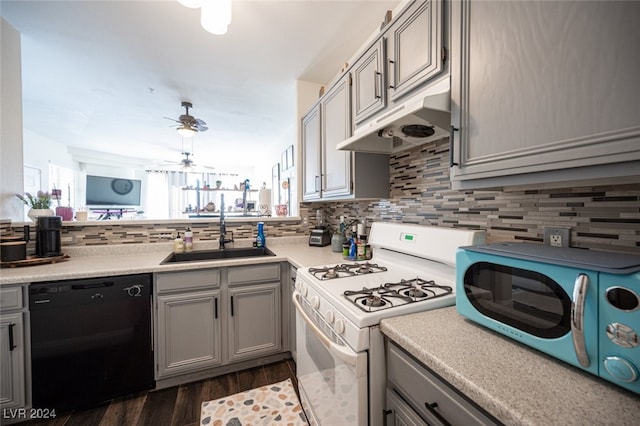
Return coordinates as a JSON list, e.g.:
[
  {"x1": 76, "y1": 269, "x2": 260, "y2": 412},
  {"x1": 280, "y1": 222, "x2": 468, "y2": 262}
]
[{"x1": 463, "y1": 262, "x2": 571, "y2": 338}]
